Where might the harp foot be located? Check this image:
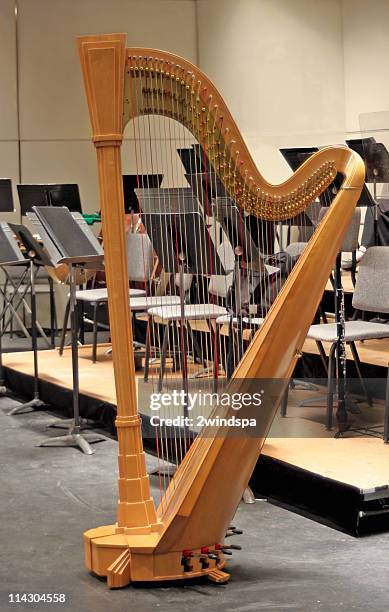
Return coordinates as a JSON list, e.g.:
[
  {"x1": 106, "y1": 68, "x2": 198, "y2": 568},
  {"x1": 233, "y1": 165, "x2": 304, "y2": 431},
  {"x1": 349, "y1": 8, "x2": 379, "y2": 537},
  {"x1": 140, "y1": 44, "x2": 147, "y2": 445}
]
[
  {"x1": 84, "y1": 524, "x2": 228, "y2": 585},
  {"x1": 207, "y1": 568, "x2": 230, "y2": 584}
]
